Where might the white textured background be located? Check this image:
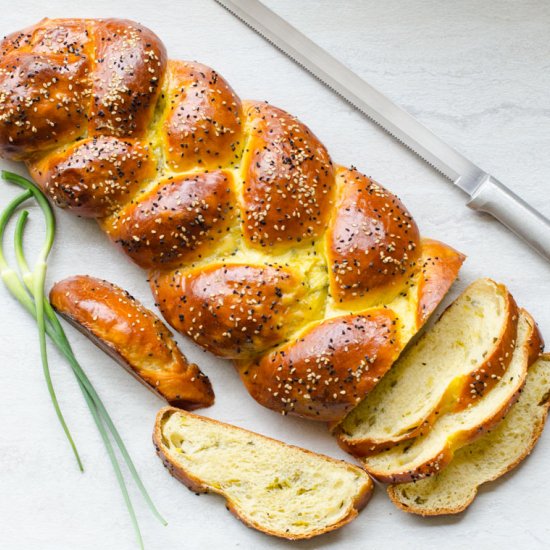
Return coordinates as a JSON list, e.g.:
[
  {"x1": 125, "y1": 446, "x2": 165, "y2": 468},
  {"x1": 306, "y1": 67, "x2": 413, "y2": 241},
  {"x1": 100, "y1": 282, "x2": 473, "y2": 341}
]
[{"x1": 1, "y1": 1, "x2": 549, "y2": 549}]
